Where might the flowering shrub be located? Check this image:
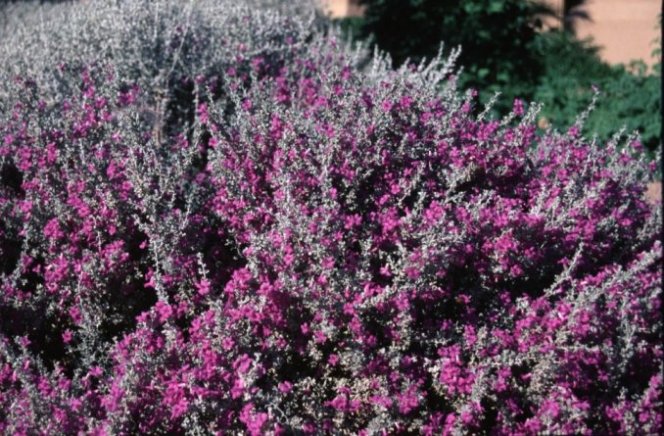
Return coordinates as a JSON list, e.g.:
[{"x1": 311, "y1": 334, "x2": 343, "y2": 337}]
[{"x1": 0, "y1": 1, "x2": 661, "y2": 434}]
